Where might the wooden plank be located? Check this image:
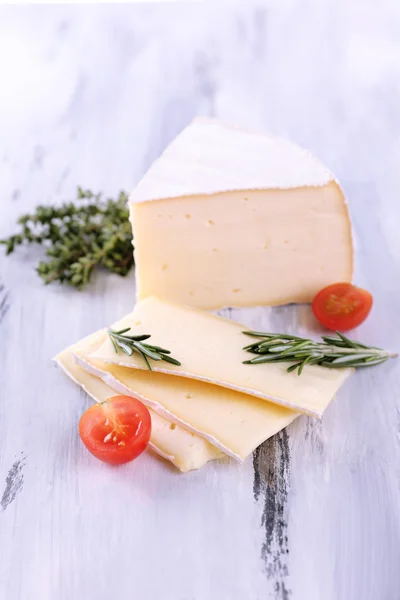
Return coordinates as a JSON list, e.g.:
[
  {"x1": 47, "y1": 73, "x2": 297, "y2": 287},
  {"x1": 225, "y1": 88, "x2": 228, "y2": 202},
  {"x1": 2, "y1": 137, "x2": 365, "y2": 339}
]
[{"x1": 0, "y1": 4, "x2": 399, "y2": 600}]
